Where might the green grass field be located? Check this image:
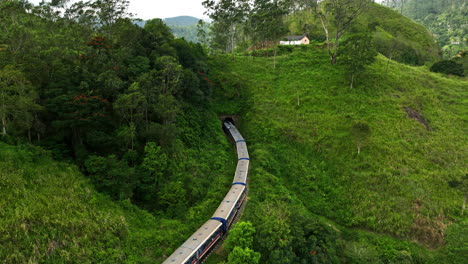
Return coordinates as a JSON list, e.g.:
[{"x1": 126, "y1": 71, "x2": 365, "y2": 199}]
[{"x1": 209, "y1": 46, "x2": 467, "y2": 263}]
